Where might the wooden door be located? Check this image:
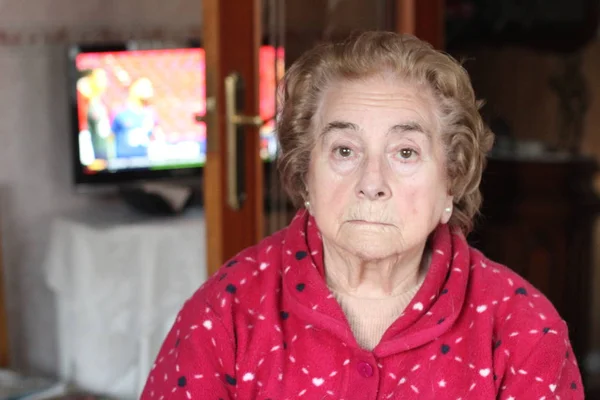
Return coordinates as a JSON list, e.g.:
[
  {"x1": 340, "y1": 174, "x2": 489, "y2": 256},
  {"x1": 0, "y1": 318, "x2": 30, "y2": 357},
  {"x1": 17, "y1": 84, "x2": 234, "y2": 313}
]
[
  {"x1": 201, "y1": 0, "x2": 445, "y2": 277},
  {"x1": 394, "y1": 0, "x2": 445, "y2": 48},
  {"x1": 202, "y1": 0, "x2": 266, "y2": 276}
]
